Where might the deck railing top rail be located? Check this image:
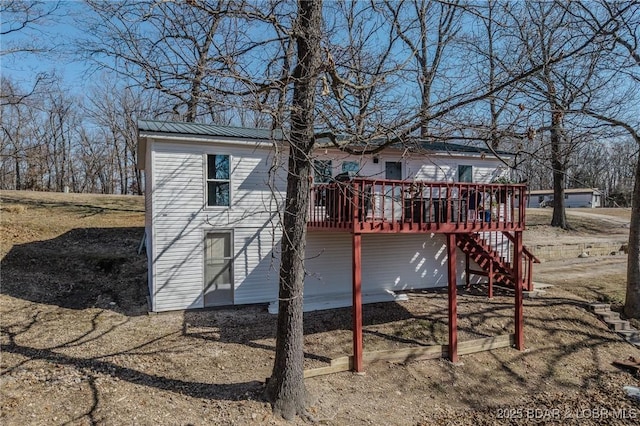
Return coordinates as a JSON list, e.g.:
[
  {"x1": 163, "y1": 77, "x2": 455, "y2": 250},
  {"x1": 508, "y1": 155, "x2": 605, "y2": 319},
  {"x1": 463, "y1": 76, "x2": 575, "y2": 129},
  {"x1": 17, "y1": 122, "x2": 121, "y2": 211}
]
[{"x1": 308, "y1": 178, "x2": 527, "y2": 233}]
